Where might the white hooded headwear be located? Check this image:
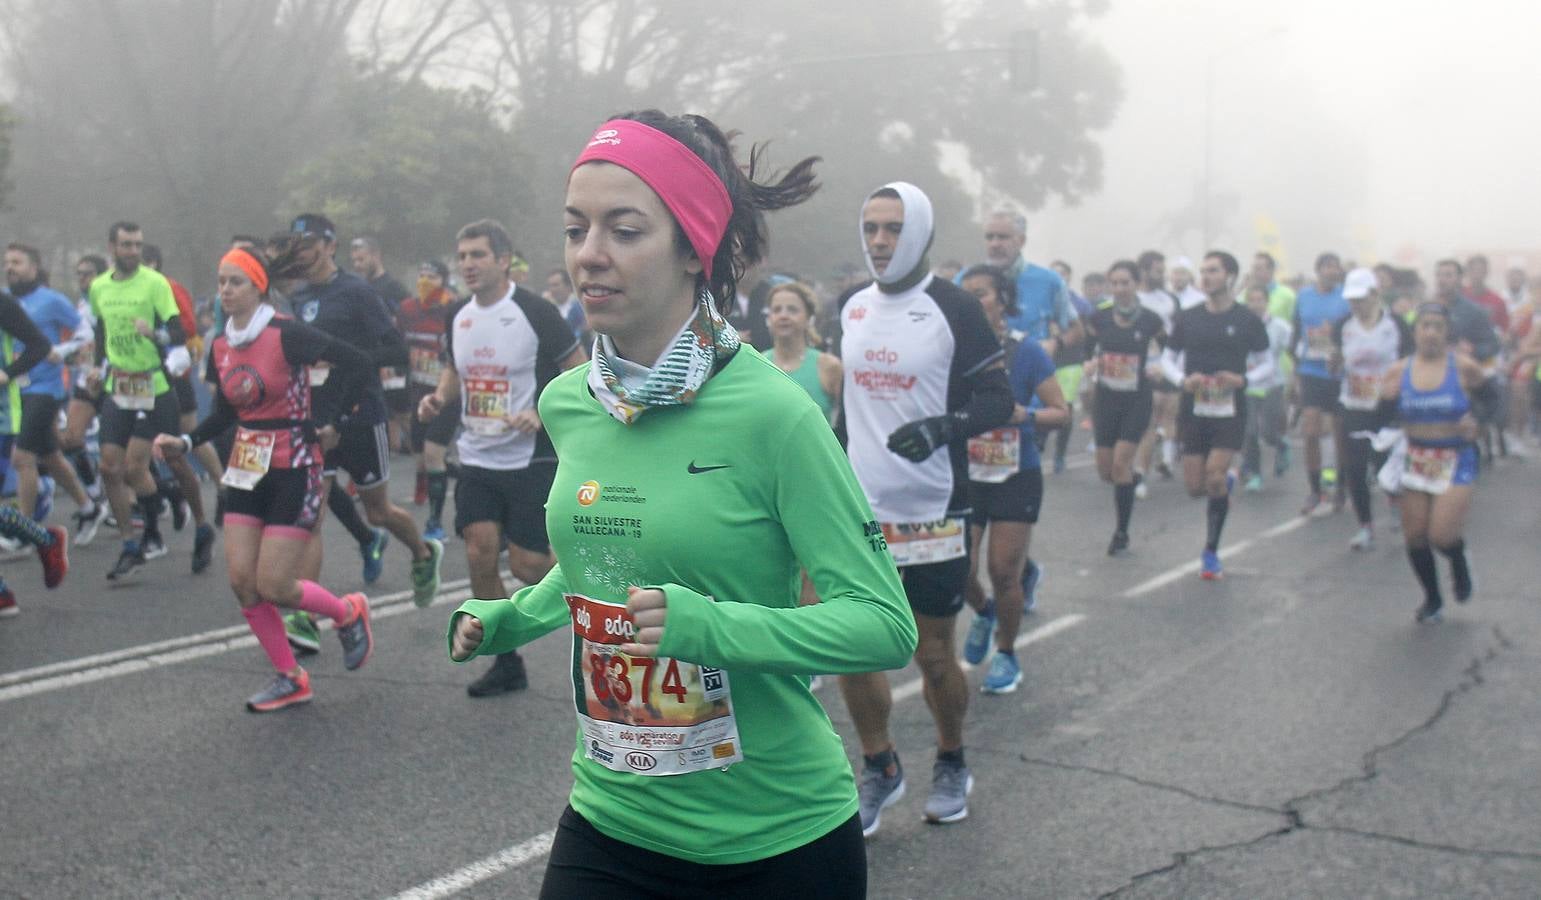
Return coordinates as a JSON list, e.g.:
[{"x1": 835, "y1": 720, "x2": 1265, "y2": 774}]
[{"x1": 860, "y1": 181, "x2": 934, "y2": 288}]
